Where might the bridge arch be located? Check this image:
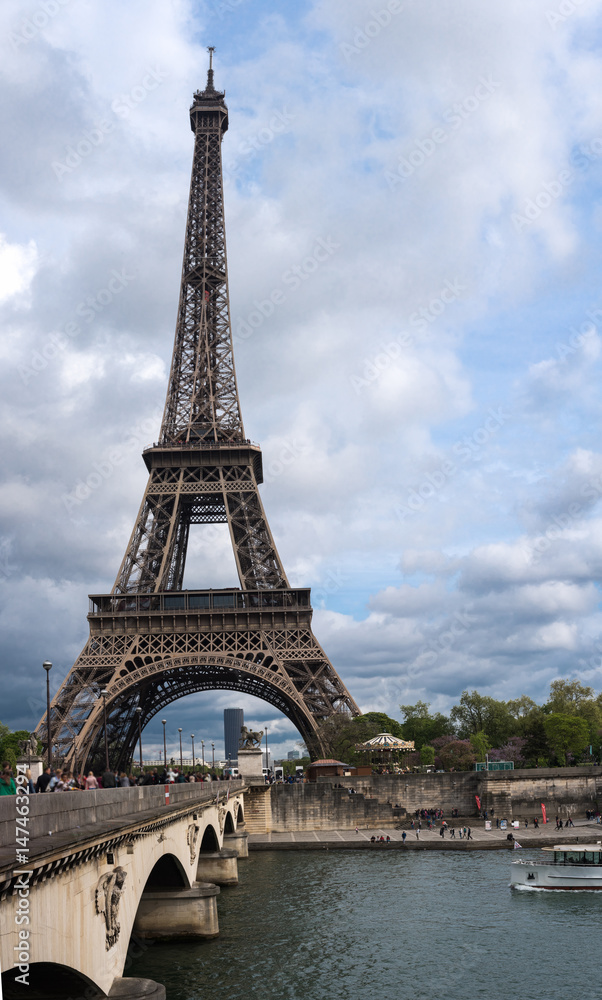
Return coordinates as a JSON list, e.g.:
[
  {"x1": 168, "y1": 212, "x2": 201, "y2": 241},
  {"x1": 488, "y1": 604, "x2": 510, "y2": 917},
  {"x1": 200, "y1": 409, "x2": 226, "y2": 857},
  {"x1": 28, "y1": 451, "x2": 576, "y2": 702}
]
[
  {"x1": 224, "y1": 811, "x2": 235, "y2": 834},
  {"x1": 1, "y1": 962, "x2": 100, "y2": 999},
  {"x1": 200, "y1": 824, "x2": 219, "y2": 853},
  {"x1": 144, "y1": 853, "x2": 189, "y2": 889}
]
